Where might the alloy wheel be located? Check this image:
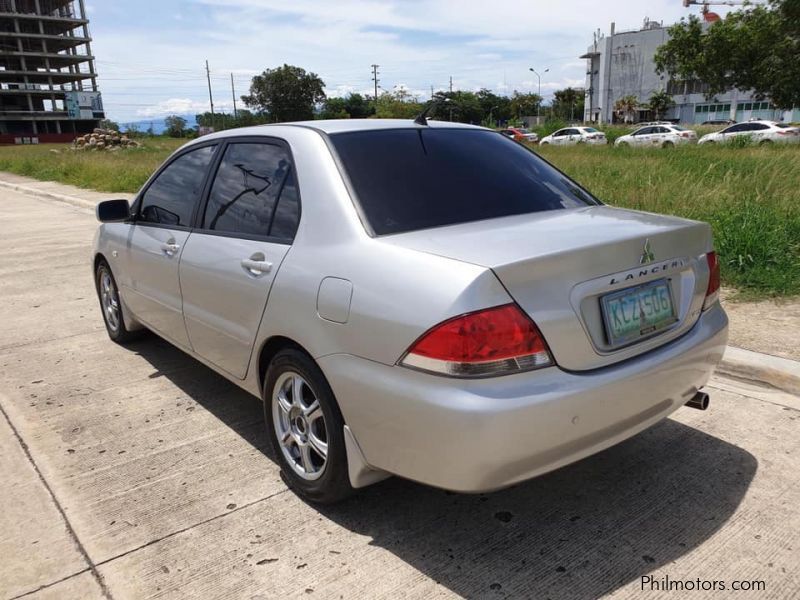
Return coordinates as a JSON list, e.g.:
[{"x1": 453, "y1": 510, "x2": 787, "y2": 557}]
[
  {"x1": 272, "y1": 372, "x2": 328, "y2": 481},
  {"x1": 99, "y1": 269, "x2": 120, "y2": 332}
]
